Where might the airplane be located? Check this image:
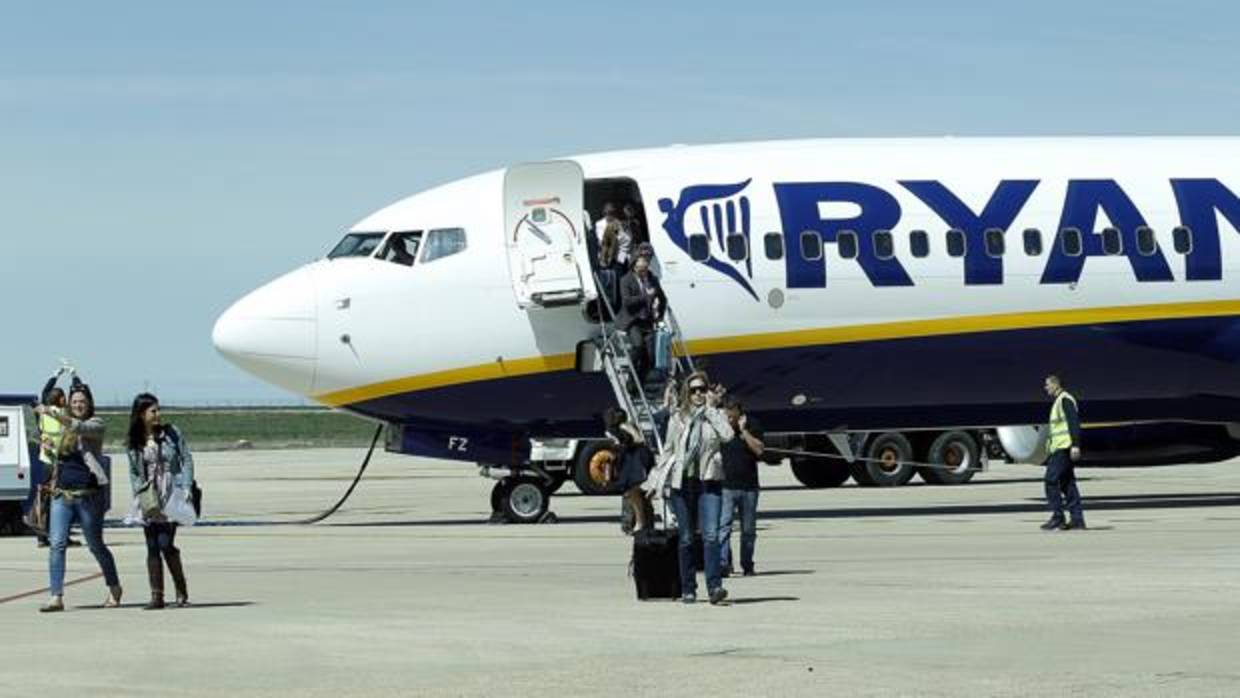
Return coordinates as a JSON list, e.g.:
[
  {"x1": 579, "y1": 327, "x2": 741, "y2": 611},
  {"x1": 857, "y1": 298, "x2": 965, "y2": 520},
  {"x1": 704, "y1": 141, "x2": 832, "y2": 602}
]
[{"x1": 213, "y1": 136, "x2": 1240, "y2": 522}]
